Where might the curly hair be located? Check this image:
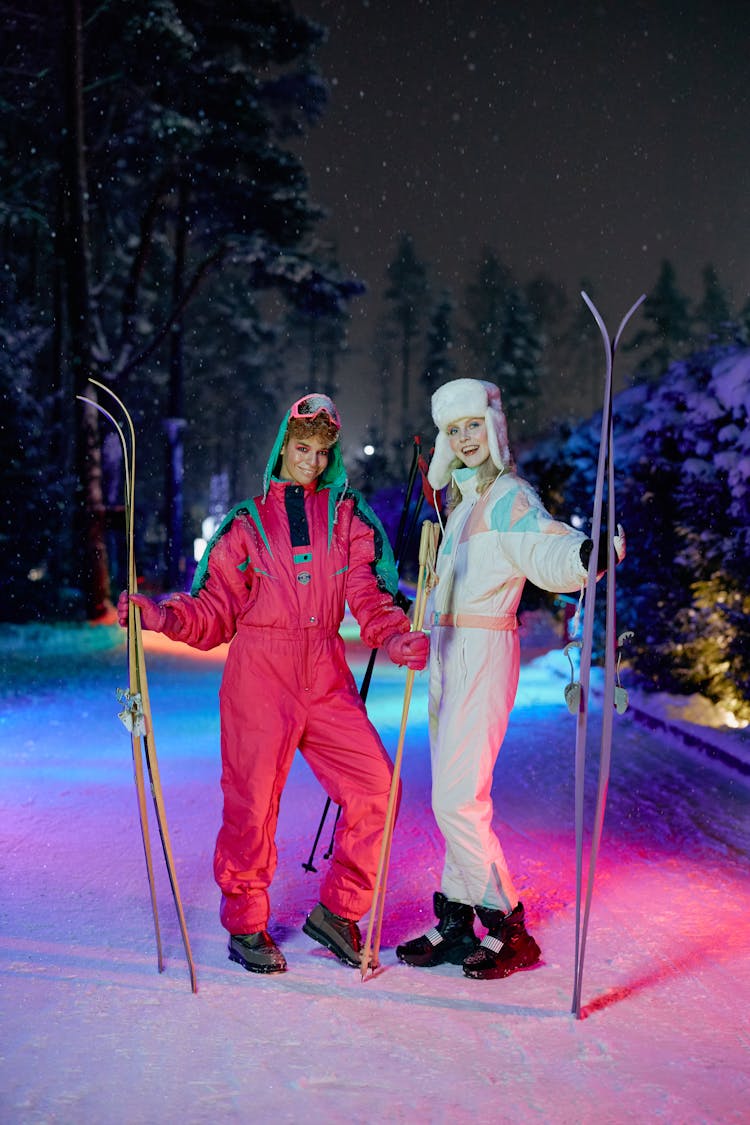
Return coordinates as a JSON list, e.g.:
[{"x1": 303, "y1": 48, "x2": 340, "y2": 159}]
[{"x1": 286, "y1": 414, "x2": 340, "y2": 447}]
